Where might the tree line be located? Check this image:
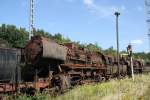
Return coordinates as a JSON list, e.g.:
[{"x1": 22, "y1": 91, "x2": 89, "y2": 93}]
[{"x1": 0, "y1": 24, "x2": 150, "y2": 61}]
